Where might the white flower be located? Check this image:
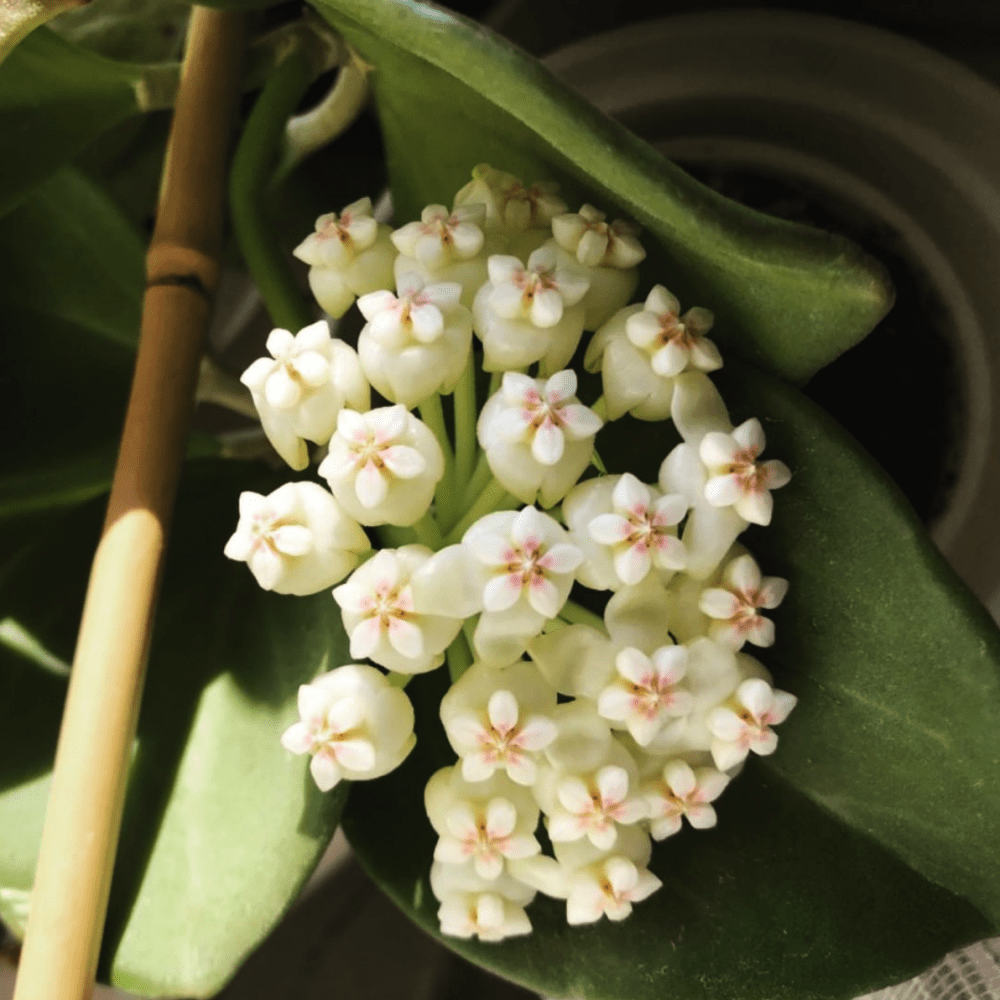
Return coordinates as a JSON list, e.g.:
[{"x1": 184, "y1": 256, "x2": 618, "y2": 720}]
[
  {"x1": 698, "y1": 553, "x2": 789, "y2": 649},
  {"x1": 356, "y1": 273, "x2": 473, "y2": 408},
  {"x1": 547, "y1": 764, "x2": 648, "y2": 851},
  {"x1": 631, "y1": 638, "x2": 745, "y2": 759},
  {"x1": 425, "y1": 766, "x2": 541, "y2": 879},
  {"x1": 437, "y1": 892, "x2": 533, "y2": 942},
  {"x1": 699, "y1": 418, "x2": 792, "y2": 526},
  {"x1": 332, "y1": 546, "x2": 463, "y2": 675},
  {"x1": 280, "y1": 664, "x2": 416, "y2": 791},
  {"x1": 597, "y1": 645, "x2": 694, "y2": 746},
  {"x1": 658, "y1": 373, "x2": 749, "y2": 579},
  {"x1": 455, "y1": 163, "x2": 567, "y2": 234},
  {"x1": 472, "y1": 247, "x2": 589, "y2": 374},
  {"x1": 465, "y1": 507, "x2": 584, "y2": 662},
  {"x1": 626, "y1": 285, "x2": 721, "y2": 376},
  {"x1": 707, "y1": 677, "x2": 797, "y2": 770},
  {"x1": 223, "y1": 482, "x2": 370, "y2": 595},
  {"x1": 565, "y1": 473, "x2": 687, "y2": 590},
  {"x1": 566, "y1": 855, "x2": 661, "y2": 925},
  {"x1": 404, "y1": 508, "x2": 583, "y2": 664},
  {"x1": 526, "y1": 577, "x2": 675, "y2": 700},
  {"x1": 240, "y1": 321, "x2": 370, "y2": 470},
  {"x1": 317, "y1": 406, "x2": 445, "y2": 526},
  {"x1": 391, "y1": 204, "x2": 489, "y2": 308},
  {"x1": 642, "y1": 759, "x2": 729, "y2": 840},
  {"x1": 552, "y1": 204, "x2": 646, "y2": 270},
  {"x1": 512, "y1": 823, "x2": 656, "y2": 914},
  {"x1": 477, "y1": 370, "x2": 603, "y2": 507},
  {"x1": 440, "y1": 660, "x2": 558, "y2": 786},
  {"x1": 293, "y1": 199, "x2": 397, "y2": 318},
  {"x1": 549, "y1": 204, "x2": 645, "y2": 330}
]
